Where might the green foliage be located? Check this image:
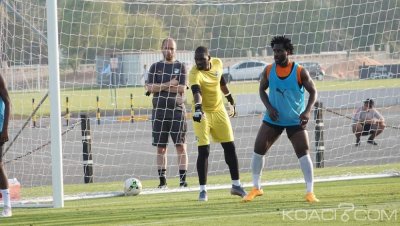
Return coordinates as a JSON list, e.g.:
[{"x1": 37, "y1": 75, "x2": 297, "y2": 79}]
[
  {"x1": 3, "y1": 0, "x2": 399, "y2": 65},
  {"x1": 170, "y1": 5, "x2": 209, "y2": 50},
  {"x1": 66, "y1": 55, "x2": 80, "y2": 74},
  {"x1": 58, "y1": 0, "x2": 125, "y2": 60},
  {"x1": 58, "y1": 0, "x2": 167, "y2": 65},
  {"x1": 1, "y1": 0, "x2": 47, "y2": 65},
  {"x1": 123, "y1": 13, "x2": 166, "y2": 51},
  {"x1": 55, "y1": 0, "x2": 400, "y2": 60}
]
